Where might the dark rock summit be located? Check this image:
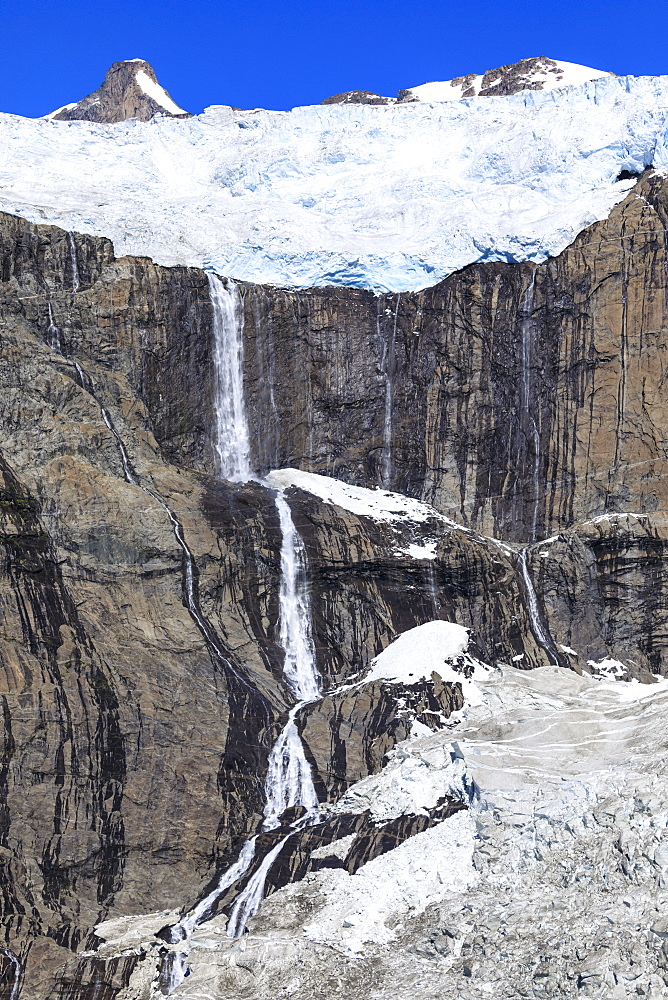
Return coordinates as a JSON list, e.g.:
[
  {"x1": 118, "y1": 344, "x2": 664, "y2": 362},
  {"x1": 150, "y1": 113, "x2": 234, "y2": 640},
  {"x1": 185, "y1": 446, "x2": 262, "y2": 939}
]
[
  {"x1": 48, "y1": 59, "x2": 190, "y2": 123},
  {"x1": 321, "y1": 90, "x2": 392, "y2": 106}
]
